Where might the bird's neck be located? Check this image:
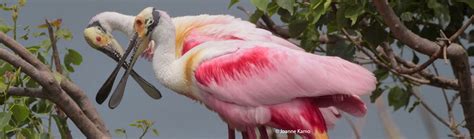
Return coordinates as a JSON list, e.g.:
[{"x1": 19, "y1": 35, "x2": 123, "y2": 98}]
[
  {"x1": 96, "y1": 12, "x2": 135, "y2": 37},
  {"x1": 151, "y1": 18, "x2": 188, "y2": 93}
]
